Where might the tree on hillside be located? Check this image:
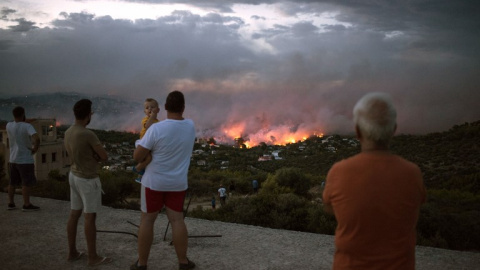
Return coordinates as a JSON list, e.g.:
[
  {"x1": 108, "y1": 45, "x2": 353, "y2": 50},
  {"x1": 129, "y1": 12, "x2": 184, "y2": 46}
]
[{"x1": 261, "y1": 167, "x2": 311, "y2": 197}]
